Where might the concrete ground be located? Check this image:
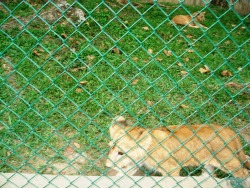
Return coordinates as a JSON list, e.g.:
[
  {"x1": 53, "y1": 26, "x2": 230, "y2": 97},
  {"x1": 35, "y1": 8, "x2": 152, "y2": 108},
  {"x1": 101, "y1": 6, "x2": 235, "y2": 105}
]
[{"x1": 0, "y1": 173, "x2": 234, "y2": 188}]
